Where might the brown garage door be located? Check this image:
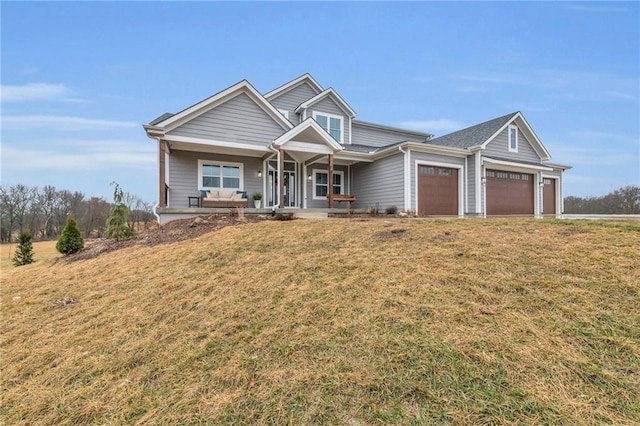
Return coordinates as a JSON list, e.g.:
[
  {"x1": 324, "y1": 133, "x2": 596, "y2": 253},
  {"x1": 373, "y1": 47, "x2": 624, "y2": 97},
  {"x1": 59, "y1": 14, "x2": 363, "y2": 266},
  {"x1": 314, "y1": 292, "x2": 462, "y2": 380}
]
[
  {"x1": 418, "y1": 165, "x2": 458, "y2": 215},
  {"x1": 543, "y1": 178, "x2": 556, "y2": 215},
  {"x1": 486, "y1": 170, "x2": 534, "y2": 215}
]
